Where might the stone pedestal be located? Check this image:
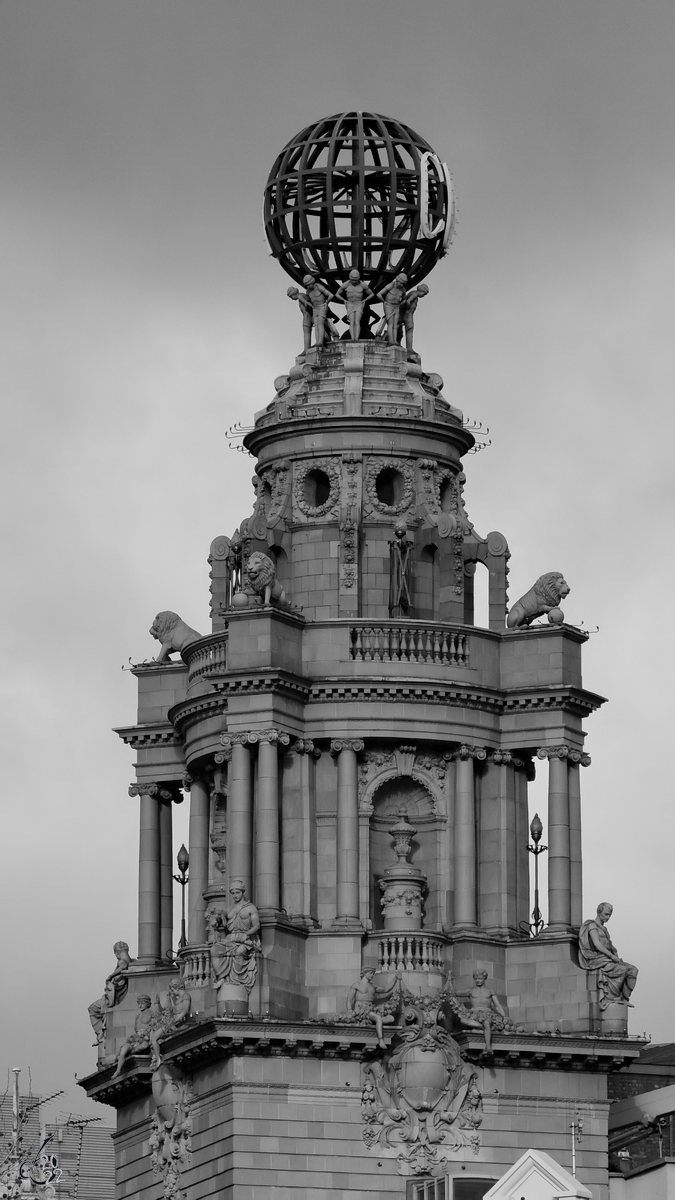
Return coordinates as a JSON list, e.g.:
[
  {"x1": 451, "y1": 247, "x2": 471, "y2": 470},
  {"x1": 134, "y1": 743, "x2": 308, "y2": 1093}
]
[
  {"x1": 601, "y1": 1001, "x2": 629, "y2": 1036},
  {"x1": 216, "y1": 981, "x2": 249, "y2": 1018}
]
